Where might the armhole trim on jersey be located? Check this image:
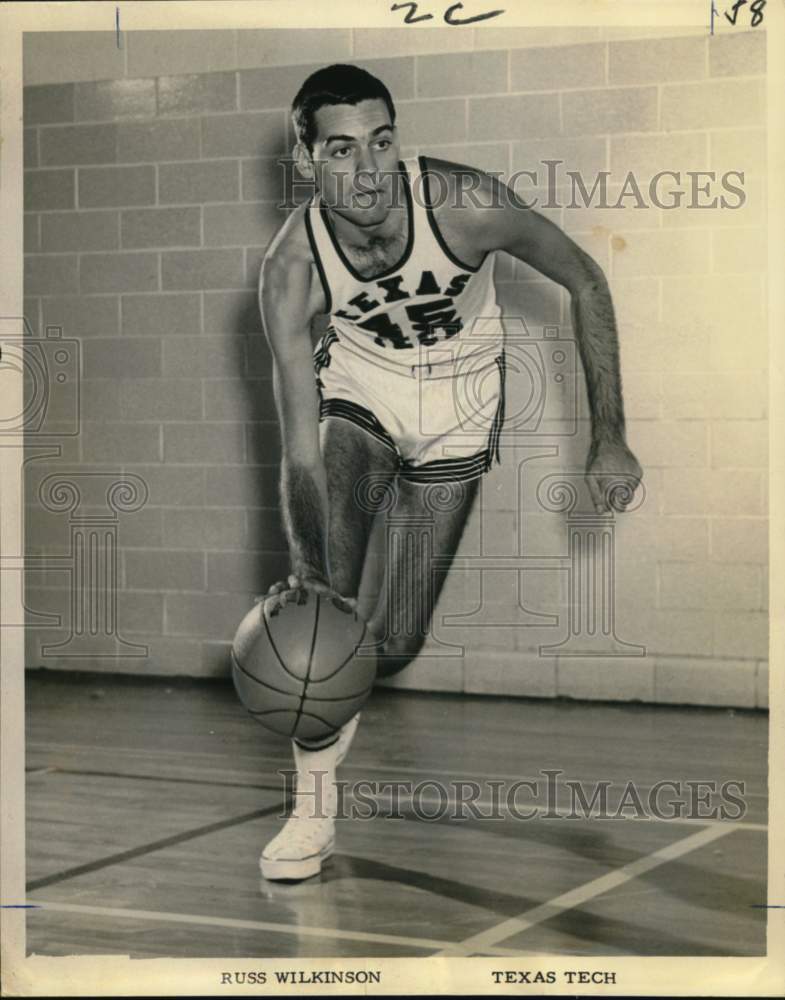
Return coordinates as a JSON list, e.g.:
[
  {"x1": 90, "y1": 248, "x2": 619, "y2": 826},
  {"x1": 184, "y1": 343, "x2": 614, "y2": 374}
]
[
  {"x1": 418, "y1": 154, "x2": 489, "y2": 275},
  {"x1": 304, "y1": 199, "x2": 333, "y2": 314},
  {"x1": 317, "y1": 160, "x2": 415, "y2": 283}
]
